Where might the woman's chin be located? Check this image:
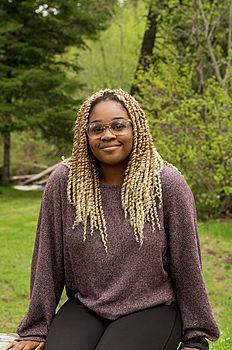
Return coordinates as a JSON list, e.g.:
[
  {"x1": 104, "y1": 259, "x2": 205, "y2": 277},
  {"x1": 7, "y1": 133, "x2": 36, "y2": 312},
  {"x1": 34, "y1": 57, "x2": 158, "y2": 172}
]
[{"x1": 99, "y1": 155, "x2": 129, "y2": 166}]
